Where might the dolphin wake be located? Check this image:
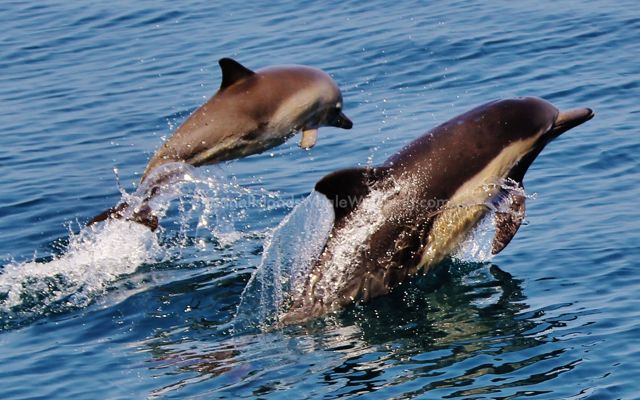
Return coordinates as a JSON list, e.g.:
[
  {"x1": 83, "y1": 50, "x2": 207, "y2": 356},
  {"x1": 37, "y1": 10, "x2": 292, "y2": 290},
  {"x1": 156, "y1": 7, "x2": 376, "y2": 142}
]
[
  {"x1": 0, "y1": 164, "x2": 272, "y2": 329},
  {"x1": 0, "y1": 221, "x2": 159, "y2": 319}
]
